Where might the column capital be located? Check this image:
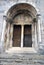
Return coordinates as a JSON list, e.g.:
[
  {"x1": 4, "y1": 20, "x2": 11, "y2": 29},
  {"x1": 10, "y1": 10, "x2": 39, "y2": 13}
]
[
  {"x1": 36, "y1": 14, "x2": 41, "y2": 19},
  {"x1": 3, "y1": 15, "x2": 7, "y2": 20},
  {"x1": 3, "y1": 15, "x2": 13, "y2": 24}
]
